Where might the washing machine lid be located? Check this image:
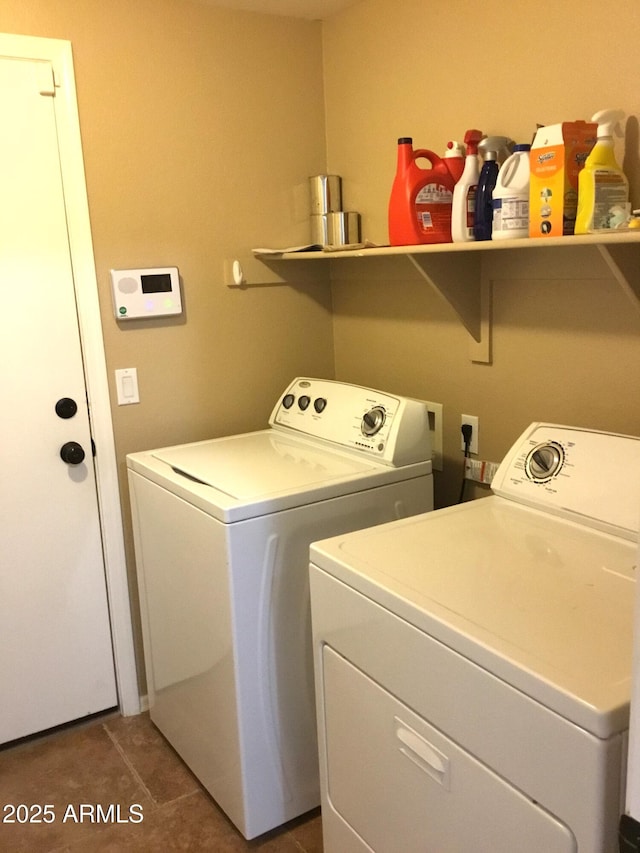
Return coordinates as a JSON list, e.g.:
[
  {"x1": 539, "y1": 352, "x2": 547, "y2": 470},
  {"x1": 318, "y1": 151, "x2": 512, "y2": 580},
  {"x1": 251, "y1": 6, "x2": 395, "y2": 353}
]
[
  {"x1": 154, "y1": 431, "x2": 377, "y2": 496},
  {"x1": 128, "y1": 430, "x2": 428, "y2": 522},
  {"x1": 310, "y1": 496, "x2": 636, "y2": 739}
]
